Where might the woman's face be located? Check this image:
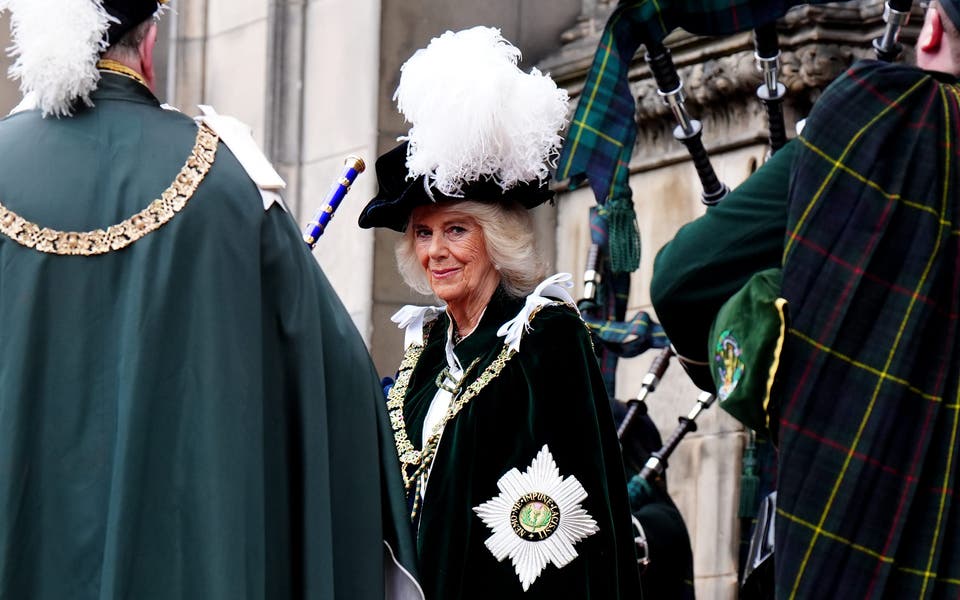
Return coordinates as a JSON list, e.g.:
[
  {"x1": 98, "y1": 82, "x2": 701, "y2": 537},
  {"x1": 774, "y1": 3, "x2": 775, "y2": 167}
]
[{"x1": 410, "y1": 203, "x2": 500, "y2": 309}]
